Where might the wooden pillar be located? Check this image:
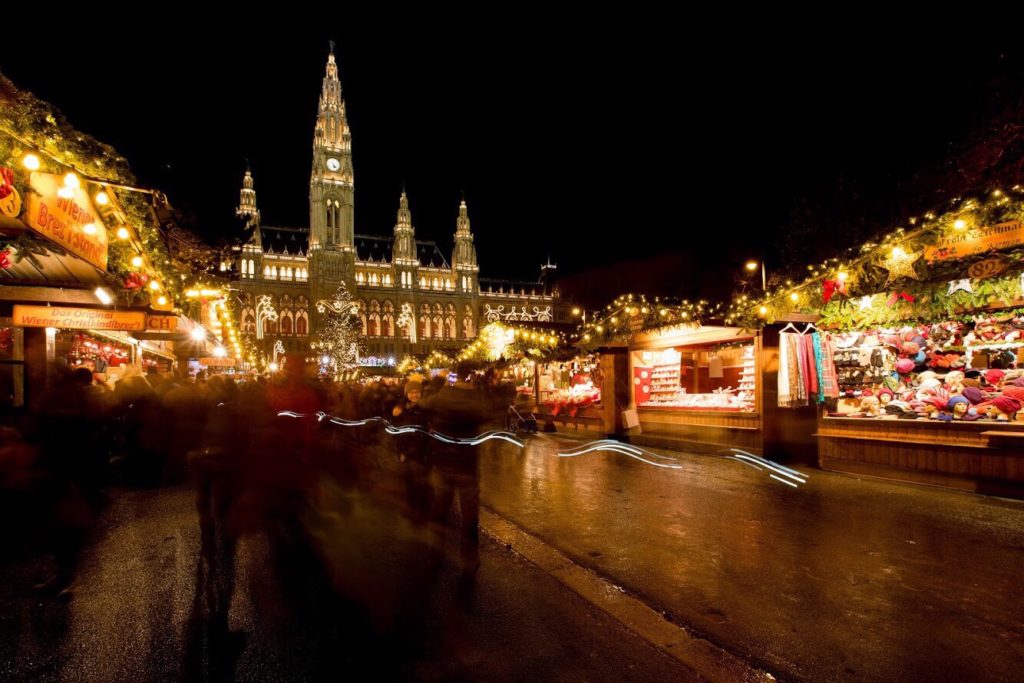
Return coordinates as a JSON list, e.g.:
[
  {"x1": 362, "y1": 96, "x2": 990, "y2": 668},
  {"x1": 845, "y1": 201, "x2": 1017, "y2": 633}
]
[
  {"x1": 23, "y1": 326, "x2": 55, "y2": 409},
  {"x1": 599, "y1": 347, "x2": 631, "y2": 436}
]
